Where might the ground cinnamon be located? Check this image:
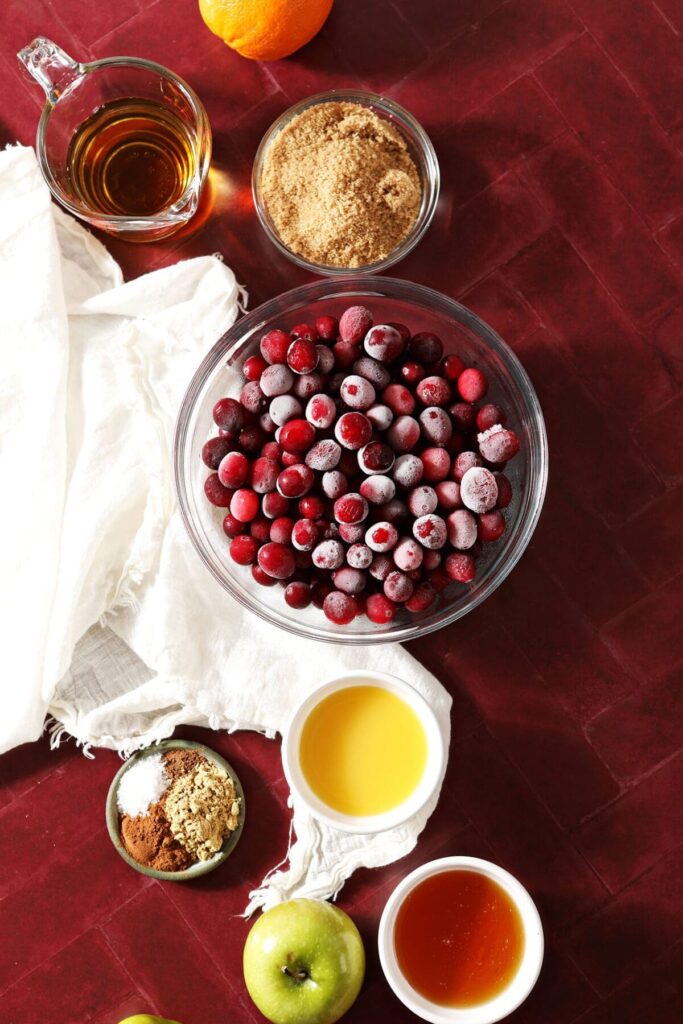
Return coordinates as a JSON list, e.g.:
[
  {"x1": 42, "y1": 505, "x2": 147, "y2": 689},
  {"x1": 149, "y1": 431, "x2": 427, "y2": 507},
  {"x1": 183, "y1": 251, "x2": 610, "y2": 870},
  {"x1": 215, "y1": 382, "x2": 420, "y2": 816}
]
[{"x1": 121, "y1": 801, "x2": 194, "y2": 871}]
